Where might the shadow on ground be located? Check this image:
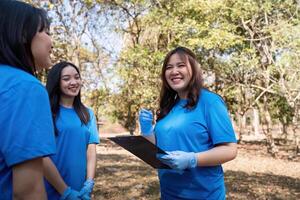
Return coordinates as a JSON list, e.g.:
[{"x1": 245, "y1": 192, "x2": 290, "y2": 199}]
[
  {"x1": 226, "y1": 170, "x2": 300, "y2": 200},
  {"x1": 93, "y1": 140, "x2": 300, "y2": 200}
]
